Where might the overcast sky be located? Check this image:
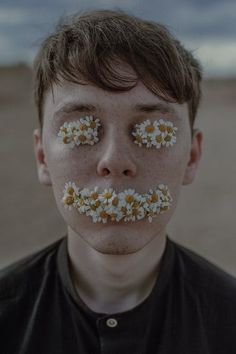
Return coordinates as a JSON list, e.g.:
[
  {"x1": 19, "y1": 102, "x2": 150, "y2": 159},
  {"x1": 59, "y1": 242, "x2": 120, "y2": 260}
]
[{"x1": 0, "y1": 0, "x2": 236, "y2": 77}]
